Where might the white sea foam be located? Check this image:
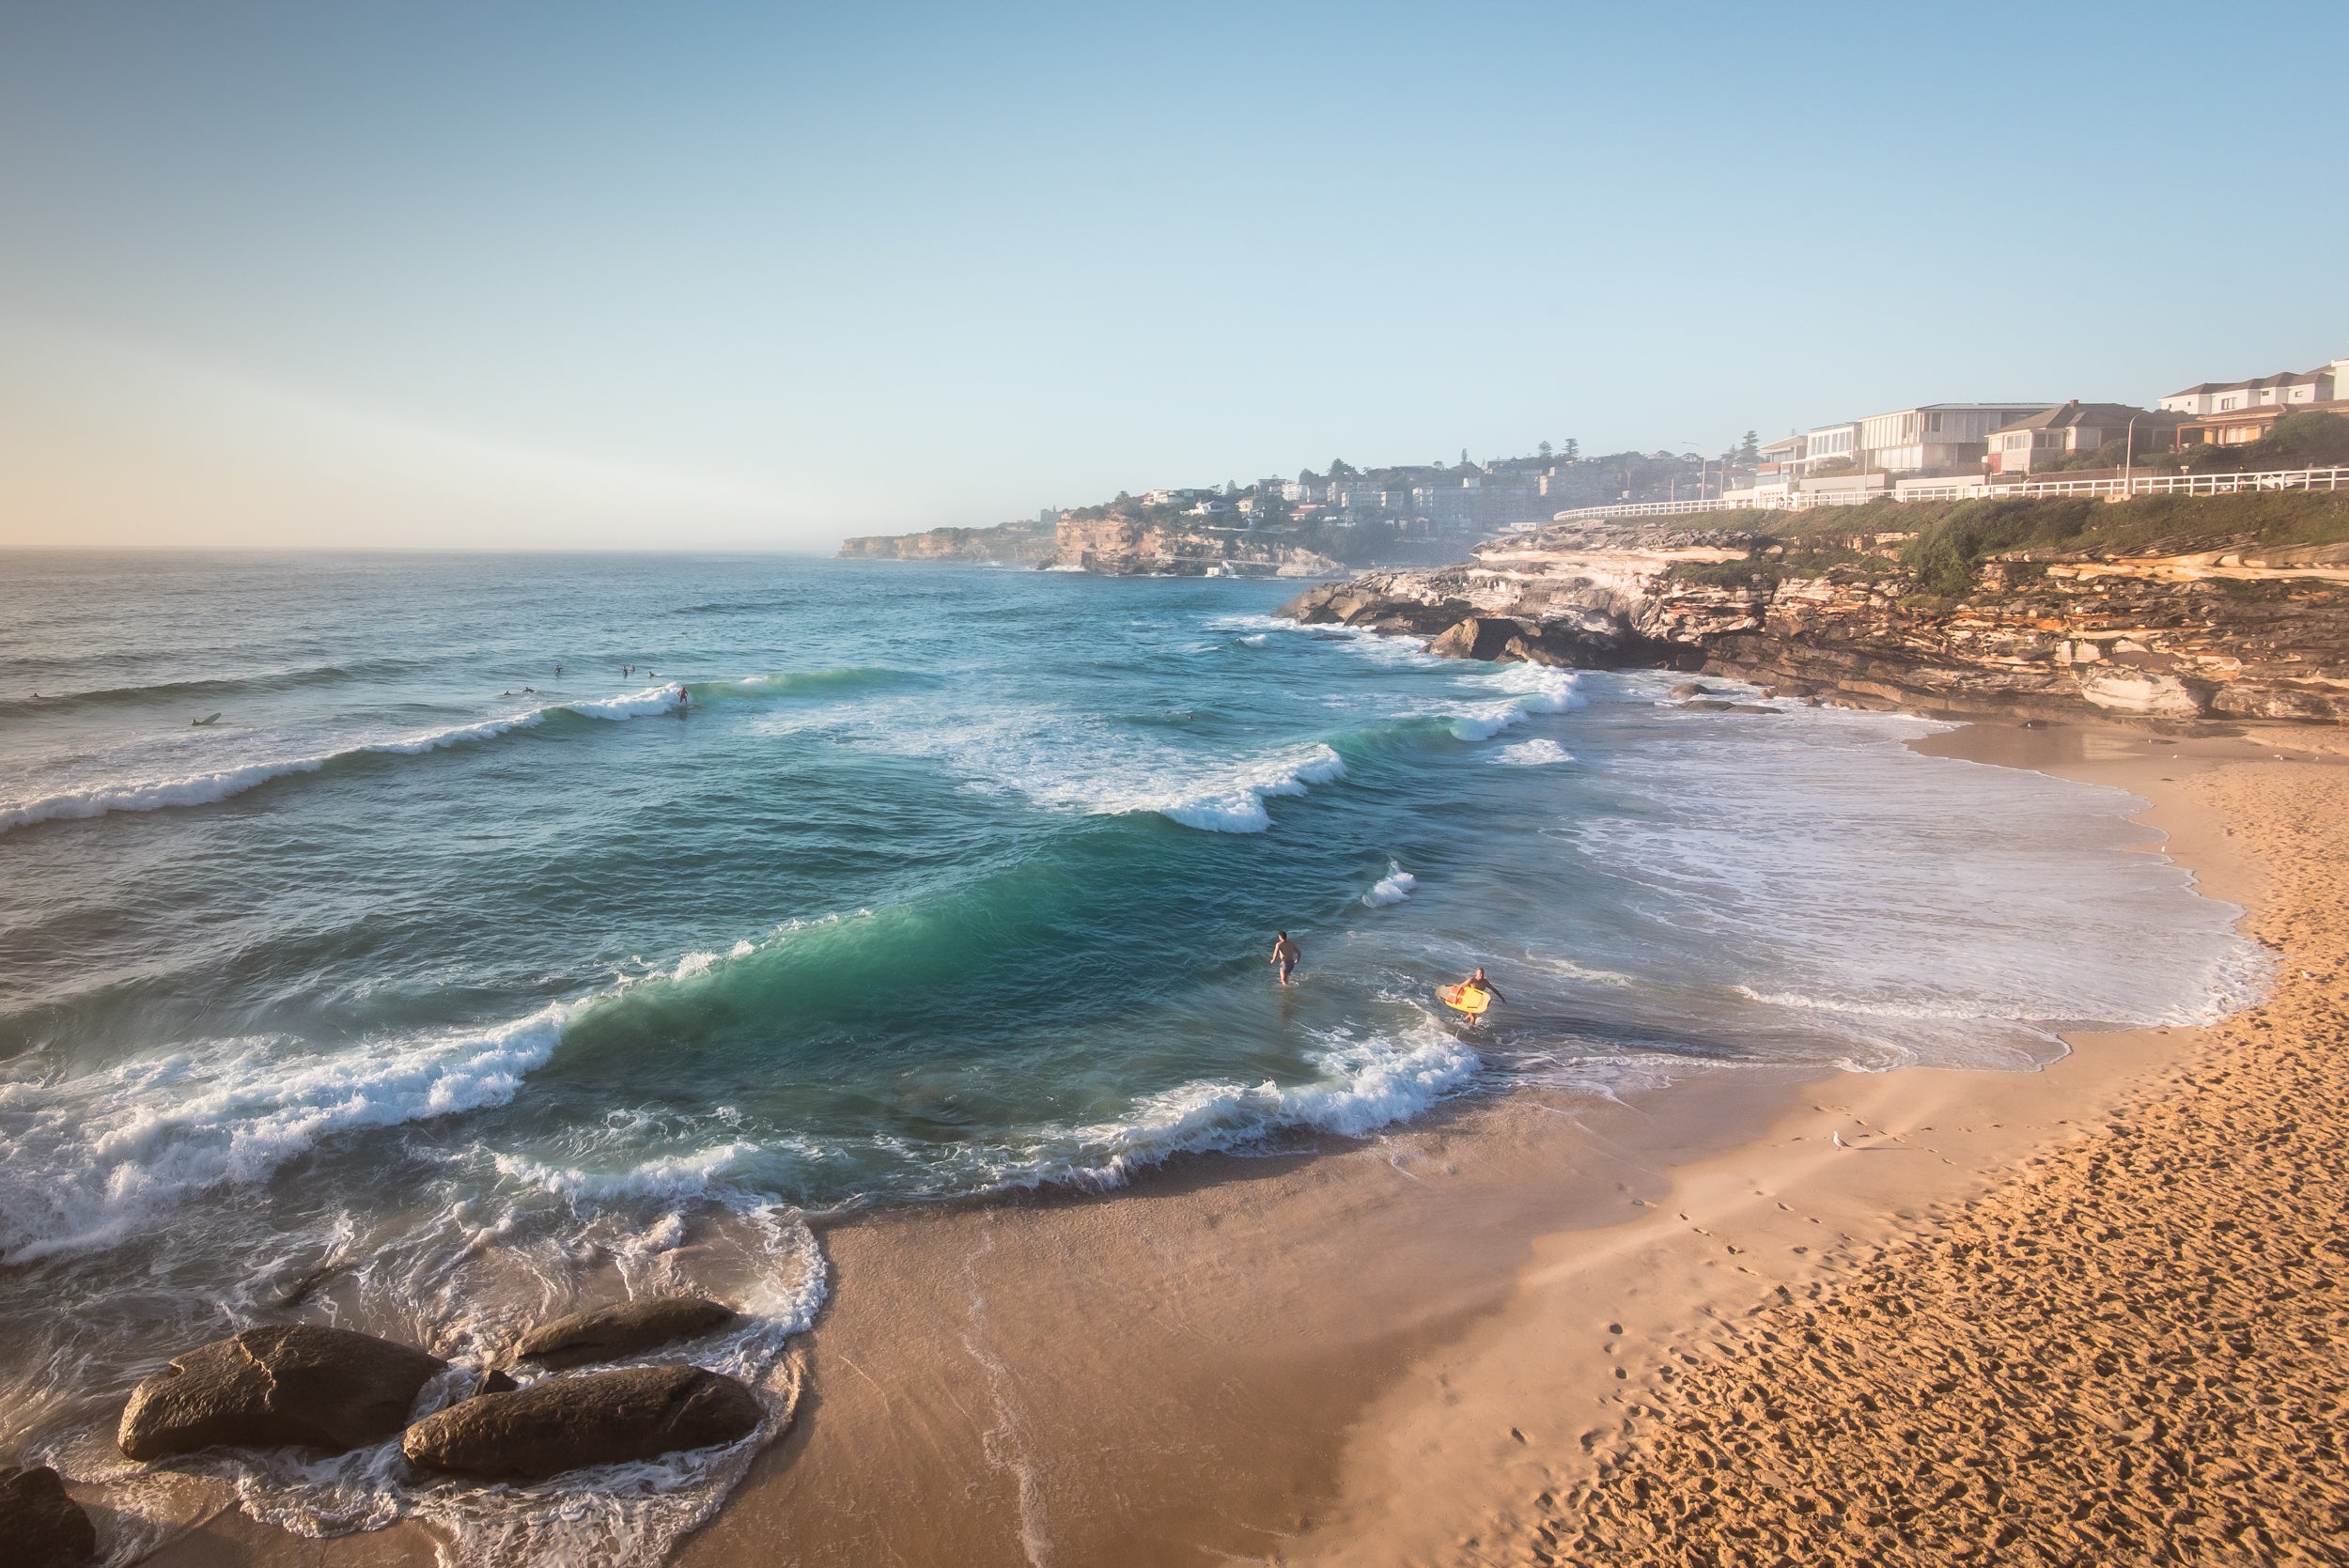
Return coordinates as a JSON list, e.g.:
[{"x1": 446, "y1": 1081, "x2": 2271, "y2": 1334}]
[
  {"x1": 1447, "y1": 664, "x2": 1585, "y2": 741},
  {"x1": 1491, "y1": 738, "x2": 1574, "y2": 766},
  {"x1": 0, "y1": 1004, "x2": 570, "y2": 1262},
  {"x1": 0, "y1": 685, "x2": 690, "y2": 834},
  {"x1": 1056, "y1": 1027, "x2": 1479, "y2": 1189},
  {"x1": 492, "y1": 1141, "x2": 762, "y2": 1203},
  {"x1": 1146, "y1": 743, "x2": 1347, "y2": 832},
  {"x1": 1362, "y1": 862, "x2": 1417, "y2": 906}
]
